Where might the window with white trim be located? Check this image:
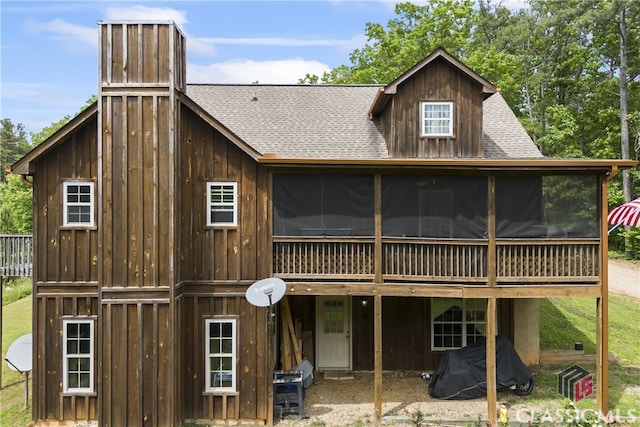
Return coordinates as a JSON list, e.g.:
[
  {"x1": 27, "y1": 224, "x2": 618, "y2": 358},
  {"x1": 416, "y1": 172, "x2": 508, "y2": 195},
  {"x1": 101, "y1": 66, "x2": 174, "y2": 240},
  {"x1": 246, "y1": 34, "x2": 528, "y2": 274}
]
[
  {"x1": 207, "y1": 182, "x2": 238, "y2": 226},
  {"x1": 63, "y1": 181, "x2": 95, "y2": 226},
  {"x1": 205, "y1": 318, "x2": 237, "y2": 392},
  {"x1": 421, "y1": 102, "x2": 454, "y2": 136},
  {"x1": 431, "y1": 298, "x2": 486, "y2": 350},
  {"x1": 63, "y1": 319, "x2": 94, "y2": 393}
]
